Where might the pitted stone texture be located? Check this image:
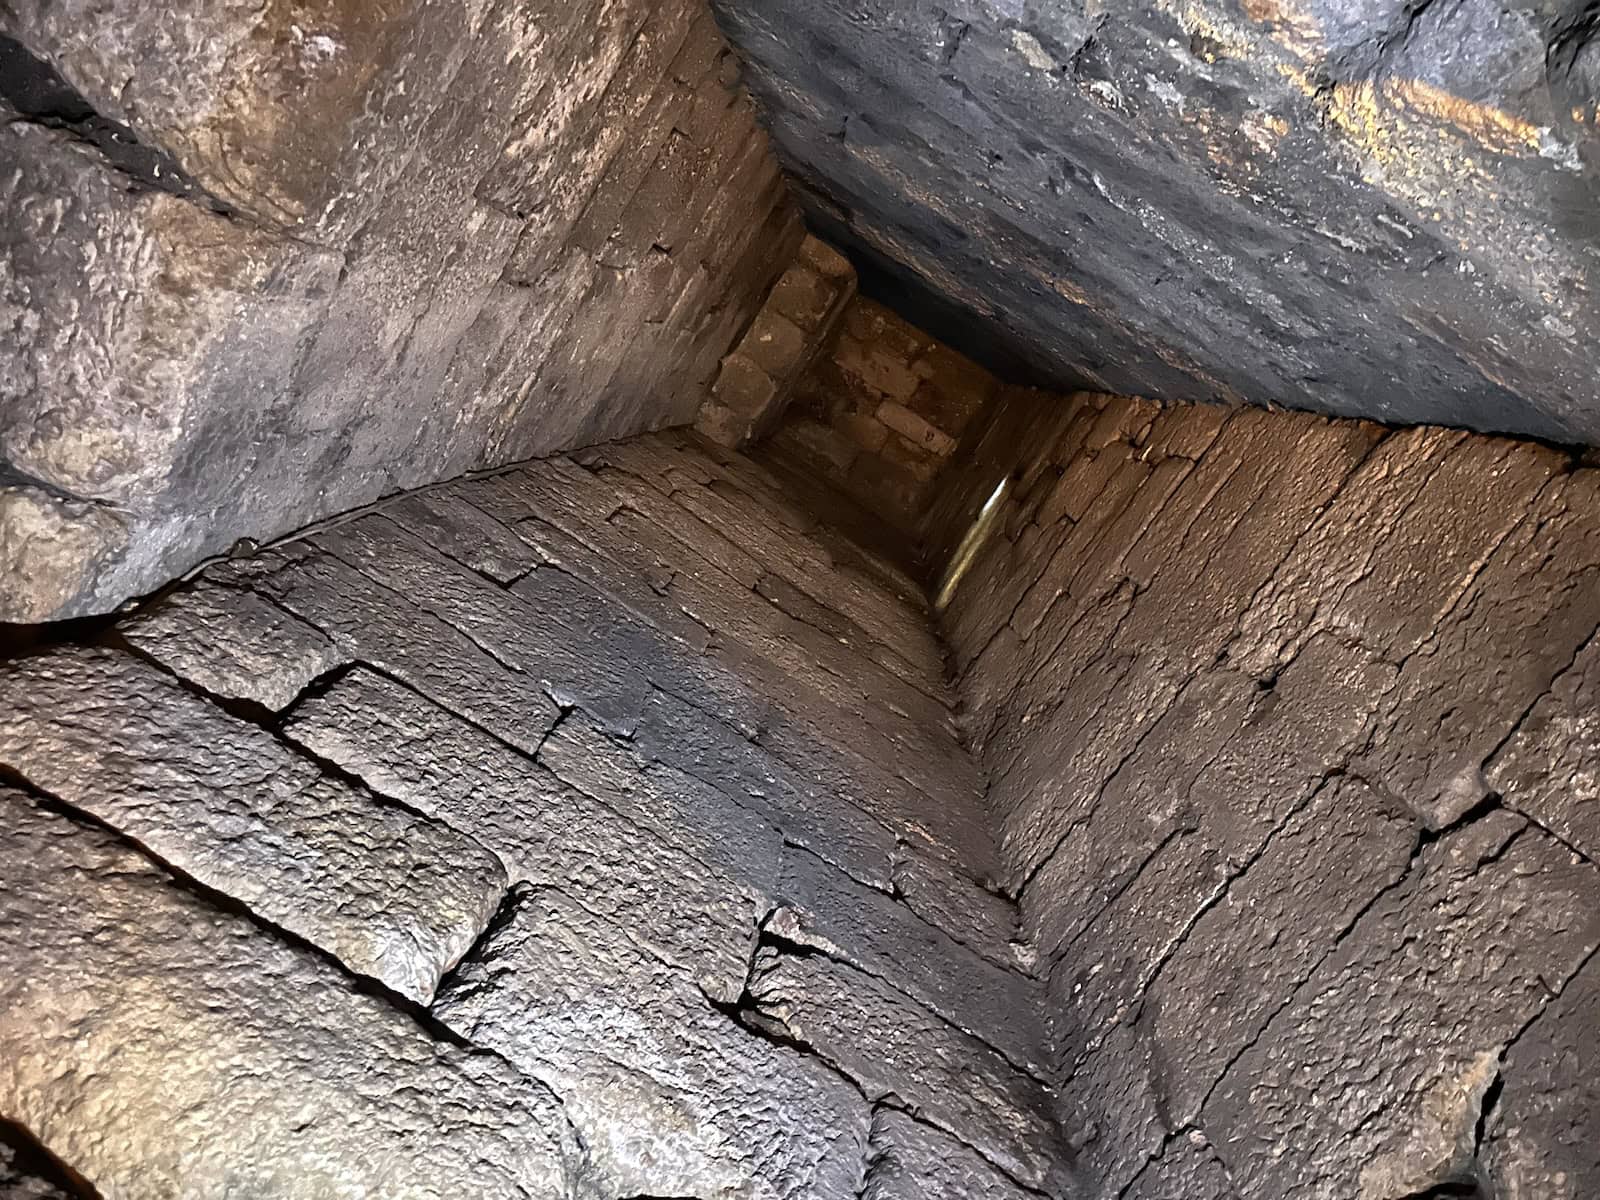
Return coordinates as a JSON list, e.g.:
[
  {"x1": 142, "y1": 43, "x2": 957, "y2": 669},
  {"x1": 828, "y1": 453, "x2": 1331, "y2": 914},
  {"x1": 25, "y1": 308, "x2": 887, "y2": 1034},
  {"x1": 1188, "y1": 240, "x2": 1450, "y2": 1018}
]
[
  {"x1": 0, "y1": 791, "x2": 580, "y2": 1197},
  {"x1": 1, "y1": 1, "x2": 792, "y2": 621},
  {"x1": 252, "y1": 549, "x2": 563, "y2": 755},
  {"x1": 891, "y1": 850, "x2": 1028, "y2": 972},
  {"x1": 861, "y1": 1110, "x2": 1038, "y2": 1200},
  {"x1": 121, "y1": 580, "x2": 342, "y2": 711},
  {"x1": 1483, "y1": 956, "x2": 1600, "y2": 1200},
  {"x1": 0, "y1": 647, "x2": 504, "y2": 1004},
  {"x1": 313, "y1": 514, "x2": 651, "y2": 733},
  {"x1": 1487, "y1": 632, "x2": 1600, "y2": 862},
  {"x1": 0, "y1": 486, "x2": 128, "y2": 625},
  {"x1": 285, "y1": 666, "x2": 758, "y2": 1003},
  {"x1": 0, "y1": 121, "x2": 340, "y2": 621},
  {"x1": 1205, "y1": 813, "x2": 1600, "y2": 1199},
  {"x1": 750, "y1": 947, "x2": 1061, "y2": 1187},
  {"x1": 772, "y1": 849, "x2": 1048, "y2": 1074},
  {"x1": 437, "y1": 886, "x2": 870, "y2": 1200}
]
